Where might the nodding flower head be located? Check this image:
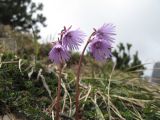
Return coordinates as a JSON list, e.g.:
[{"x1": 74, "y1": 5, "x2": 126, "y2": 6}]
[
  {"x1": 95, "y1": 24, "x2": 116, "y2": 41},
  {"x1": 49, "y1": 42, "x2": 70, "y2": 64},
  {"x1": 62, "y1": 27, "x2": 85, "y2": 50},
  {"x1": 89, "y1": 38, "x2": 112, "y2": 61}
]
